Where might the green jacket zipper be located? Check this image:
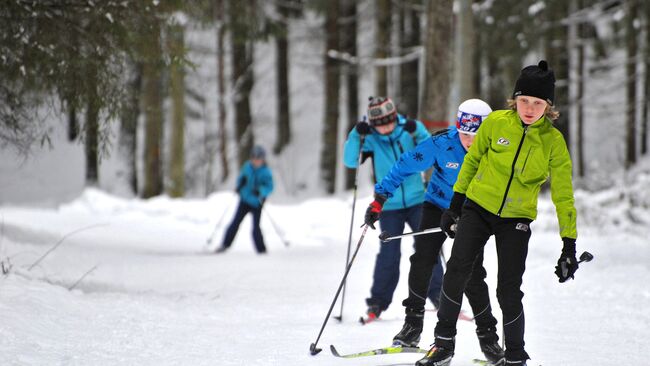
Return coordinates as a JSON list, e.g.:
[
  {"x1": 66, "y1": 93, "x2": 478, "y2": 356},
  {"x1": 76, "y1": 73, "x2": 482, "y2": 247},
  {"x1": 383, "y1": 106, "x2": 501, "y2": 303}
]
[{"x1": 497, "y1": 126, "x2": 528, "y2": 216}]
